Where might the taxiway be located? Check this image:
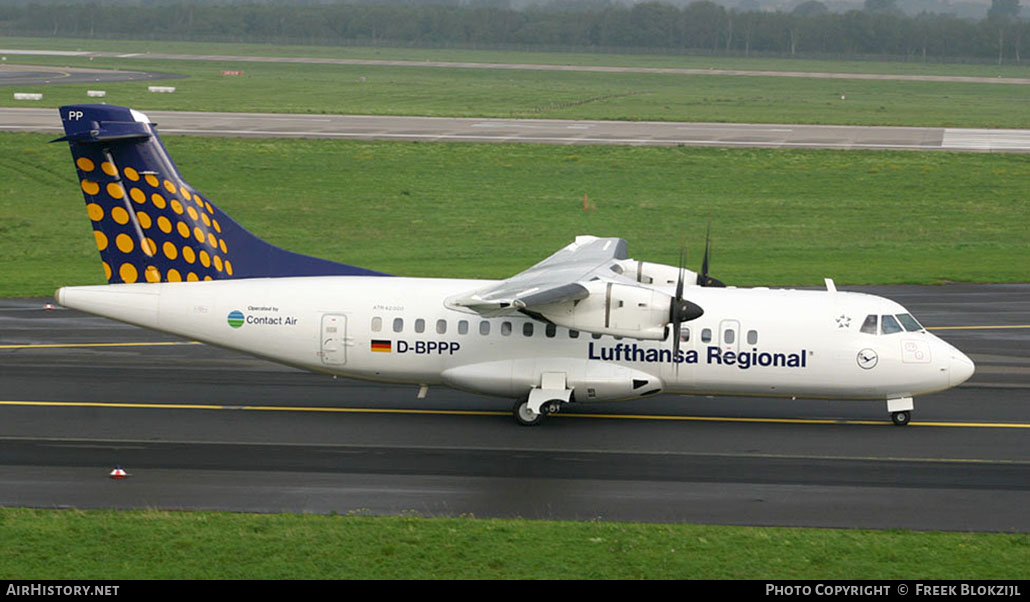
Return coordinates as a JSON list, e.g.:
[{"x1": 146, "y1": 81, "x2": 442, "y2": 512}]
[{"x1": 0, "y1": 284, "x2": 1027, "y2": 531}]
